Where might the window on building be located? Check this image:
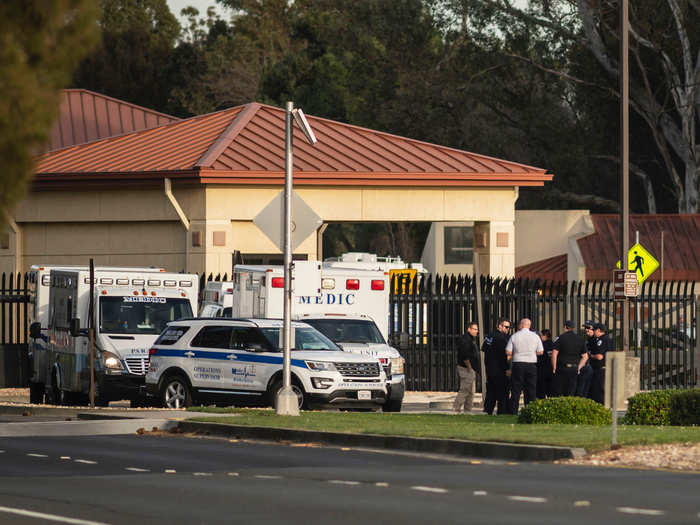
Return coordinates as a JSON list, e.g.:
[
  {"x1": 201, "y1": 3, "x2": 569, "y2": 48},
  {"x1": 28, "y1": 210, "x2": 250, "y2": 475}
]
[{"x1": 444, "y1": 226, "x2": 473, "y2": 265}]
